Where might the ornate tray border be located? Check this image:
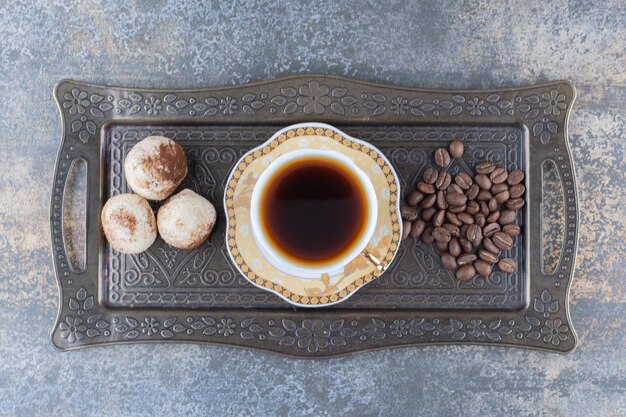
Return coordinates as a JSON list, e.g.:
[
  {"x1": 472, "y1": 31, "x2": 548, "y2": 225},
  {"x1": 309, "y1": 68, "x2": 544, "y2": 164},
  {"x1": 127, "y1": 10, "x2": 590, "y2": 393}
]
[{"x1": 51, "y1": 75, "x2": 578, "y2": 356}]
